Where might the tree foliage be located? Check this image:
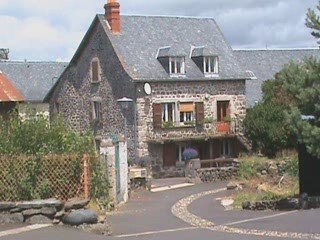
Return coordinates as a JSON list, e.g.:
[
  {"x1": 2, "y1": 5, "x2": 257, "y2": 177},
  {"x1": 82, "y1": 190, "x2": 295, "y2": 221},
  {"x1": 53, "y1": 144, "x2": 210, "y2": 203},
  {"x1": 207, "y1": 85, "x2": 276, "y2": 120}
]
[
  {"x1": 244, "y1": 58, "x2": 320, "y2": 158},
  {"x1": 0, "y1": 113, "x2": 95, "y2": 155},
  {"x1": 306, "y1": 2, "x2": 320, "y2": 42}
]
